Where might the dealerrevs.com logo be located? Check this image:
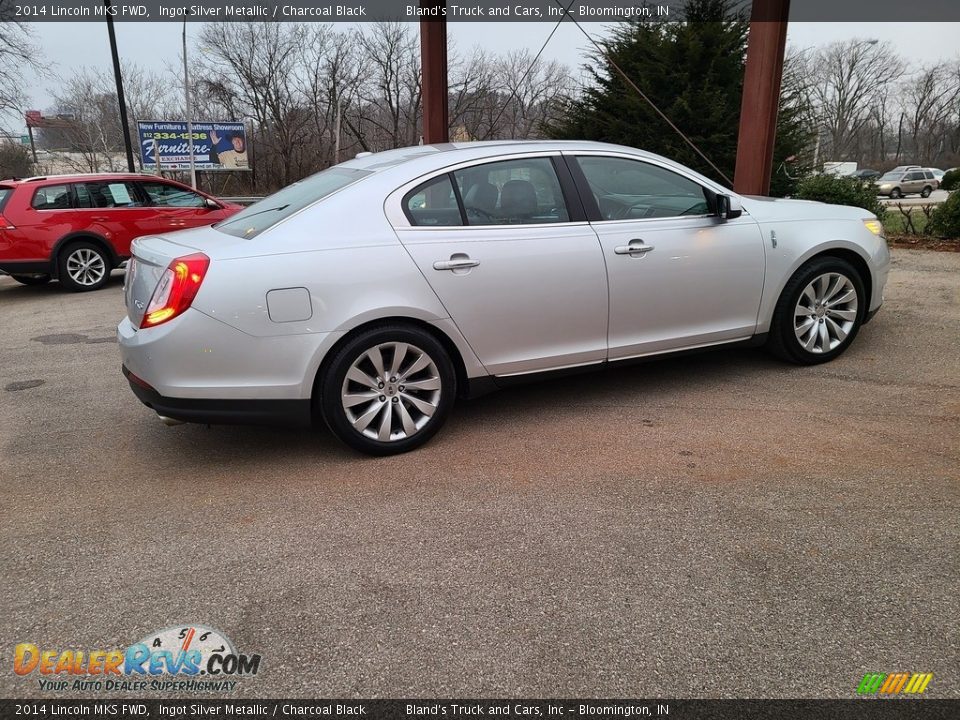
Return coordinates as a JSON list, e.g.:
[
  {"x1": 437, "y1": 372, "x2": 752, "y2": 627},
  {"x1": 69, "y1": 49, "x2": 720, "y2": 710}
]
[
  {"x1": 857, "y1": 672, "x2": 934, "y2": 696},
  {"x1": 13, "y1": 625, "x2": 261, "y2": 693}
]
